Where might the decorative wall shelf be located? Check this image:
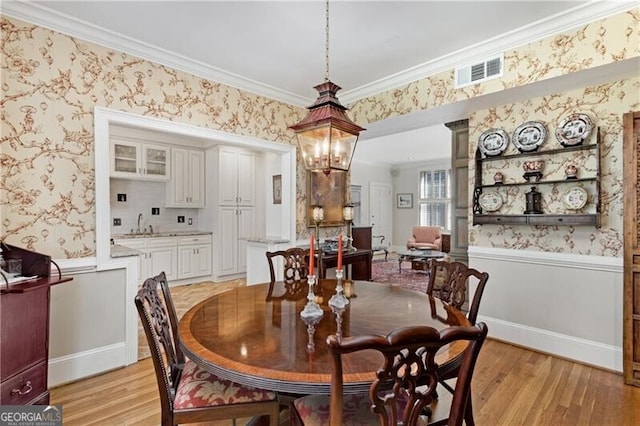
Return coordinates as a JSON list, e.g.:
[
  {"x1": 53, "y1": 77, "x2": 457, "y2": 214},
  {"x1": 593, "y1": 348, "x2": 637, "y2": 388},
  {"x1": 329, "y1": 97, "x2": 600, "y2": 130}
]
[
  {"x1": 473, "y1": 127, "x2": 602, "y2": 227},
  {"x1": 473, "y1": 214, "x2": 598, "y2": 226}
]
